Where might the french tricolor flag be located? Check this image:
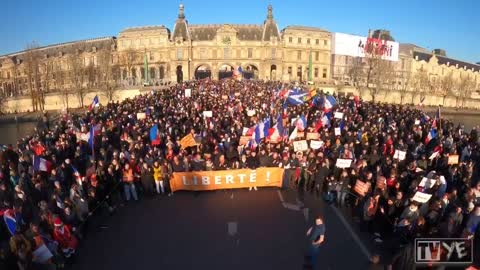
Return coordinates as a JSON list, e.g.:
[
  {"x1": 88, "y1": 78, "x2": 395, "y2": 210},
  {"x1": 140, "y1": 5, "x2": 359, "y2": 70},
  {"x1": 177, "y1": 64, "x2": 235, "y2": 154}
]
[
  {"x1": 323, "y1": 95, "x2": 337, "y2": 112},
  {"x1": 268, "y1": 114, "x2": 285, "y2": 143},
  {"x1": 33, "y1": 156, "x2": 52, "y2": 172},
  {"x1": 252, "y1": 118, "x2": 271, "y2": 145},
  {"x1": 89, "y1": 95, "x2": 100, "y2": 111},
  {"x1": 72, "y1": 166, "x2": 82, "y2": 182},
  {"x1": 2, "y1": 209, "x2": 17, "y2": 235},
  {"x1": 295, "y1": 115, "x2": 307, "y2": 132},
  {"x1": 425, "y1": 128, "x2": 437, "y2": 144}
]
